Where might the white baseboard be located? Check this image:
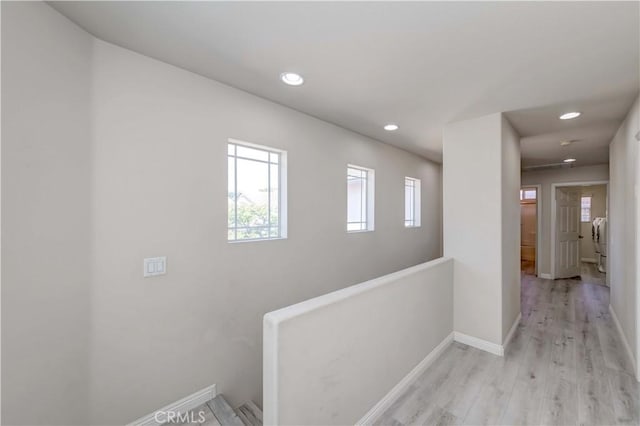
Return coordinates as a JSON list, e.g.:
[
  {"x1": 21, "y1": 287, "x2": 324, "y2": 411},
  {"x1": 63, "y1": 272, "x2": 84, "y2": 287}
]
[
  {"x1": 609, "y1": 305, "x2": 639, "y2": 382},
  {"x1": 581, "y1": 258, "x2": 597, "y2": 264},
  {"x1": 129, "y1": 384, "x2": 217, "y2": 426},
  {"x1": 454, "y1": 331, "x2": 504, "y2": 356},
  {"x1": 539, "y1": 273, "x2": 552, "y2": 280},
  {"x1": 503, "y1": 313, "x2": 522, "y2": 352},
  {"x1": 356, "y1": 332, "x2": 454, "y2": 425}
]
